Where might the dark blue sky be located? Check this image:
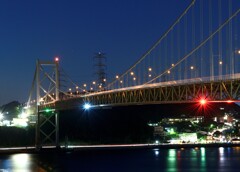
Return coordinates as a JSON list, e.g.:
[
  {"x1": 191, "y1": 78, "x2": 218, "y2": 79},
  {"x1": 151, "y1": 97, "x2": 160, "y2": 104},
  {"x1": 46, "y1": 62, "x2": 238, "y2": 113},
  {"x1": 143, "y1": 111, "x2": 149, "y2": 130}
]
[{"x1": 0, "y1": 0, "x2": 191, "y2": 105}]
